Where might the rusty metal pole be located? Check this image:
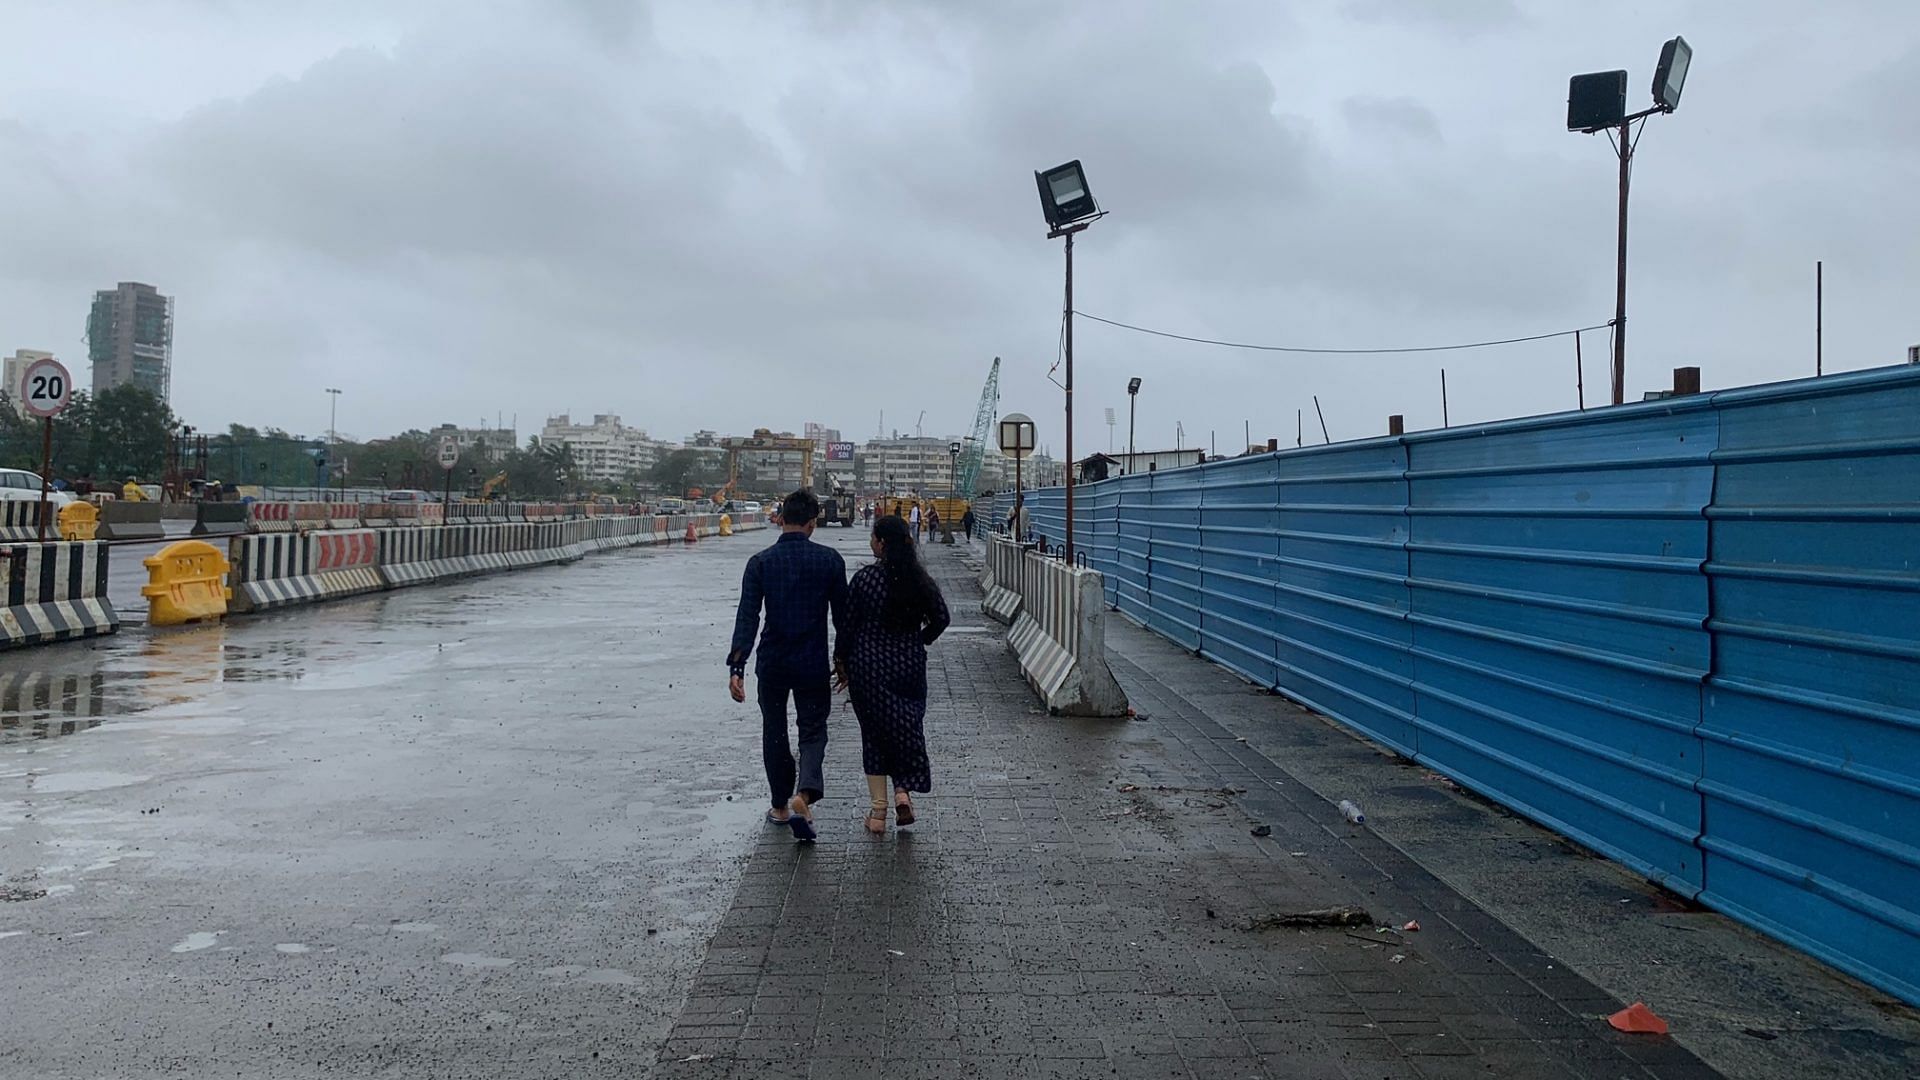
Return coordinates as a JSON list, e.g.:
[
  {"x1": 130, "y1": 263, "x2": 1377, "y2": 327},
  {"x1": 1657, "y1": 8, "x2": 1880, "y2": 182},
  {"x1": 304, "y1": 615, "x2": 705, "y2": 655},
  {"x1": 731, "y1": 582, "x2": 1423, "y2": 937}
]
[
  {"x1": 36, "y1": 417, "x2": 52, "y2": 542},
  {"x1": 1063, "y1": 229, "x2": 1075, "y2": 566},
  {"x1": 1613, "y1": 119, "x2": 1631, "y2": 406},
  {"x1": 1388, "y1": 415, "x2": 1405, "y2": 436},
  {"x1": 1576, "y1": 330, "x2": 1586, "y2": 410}
]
